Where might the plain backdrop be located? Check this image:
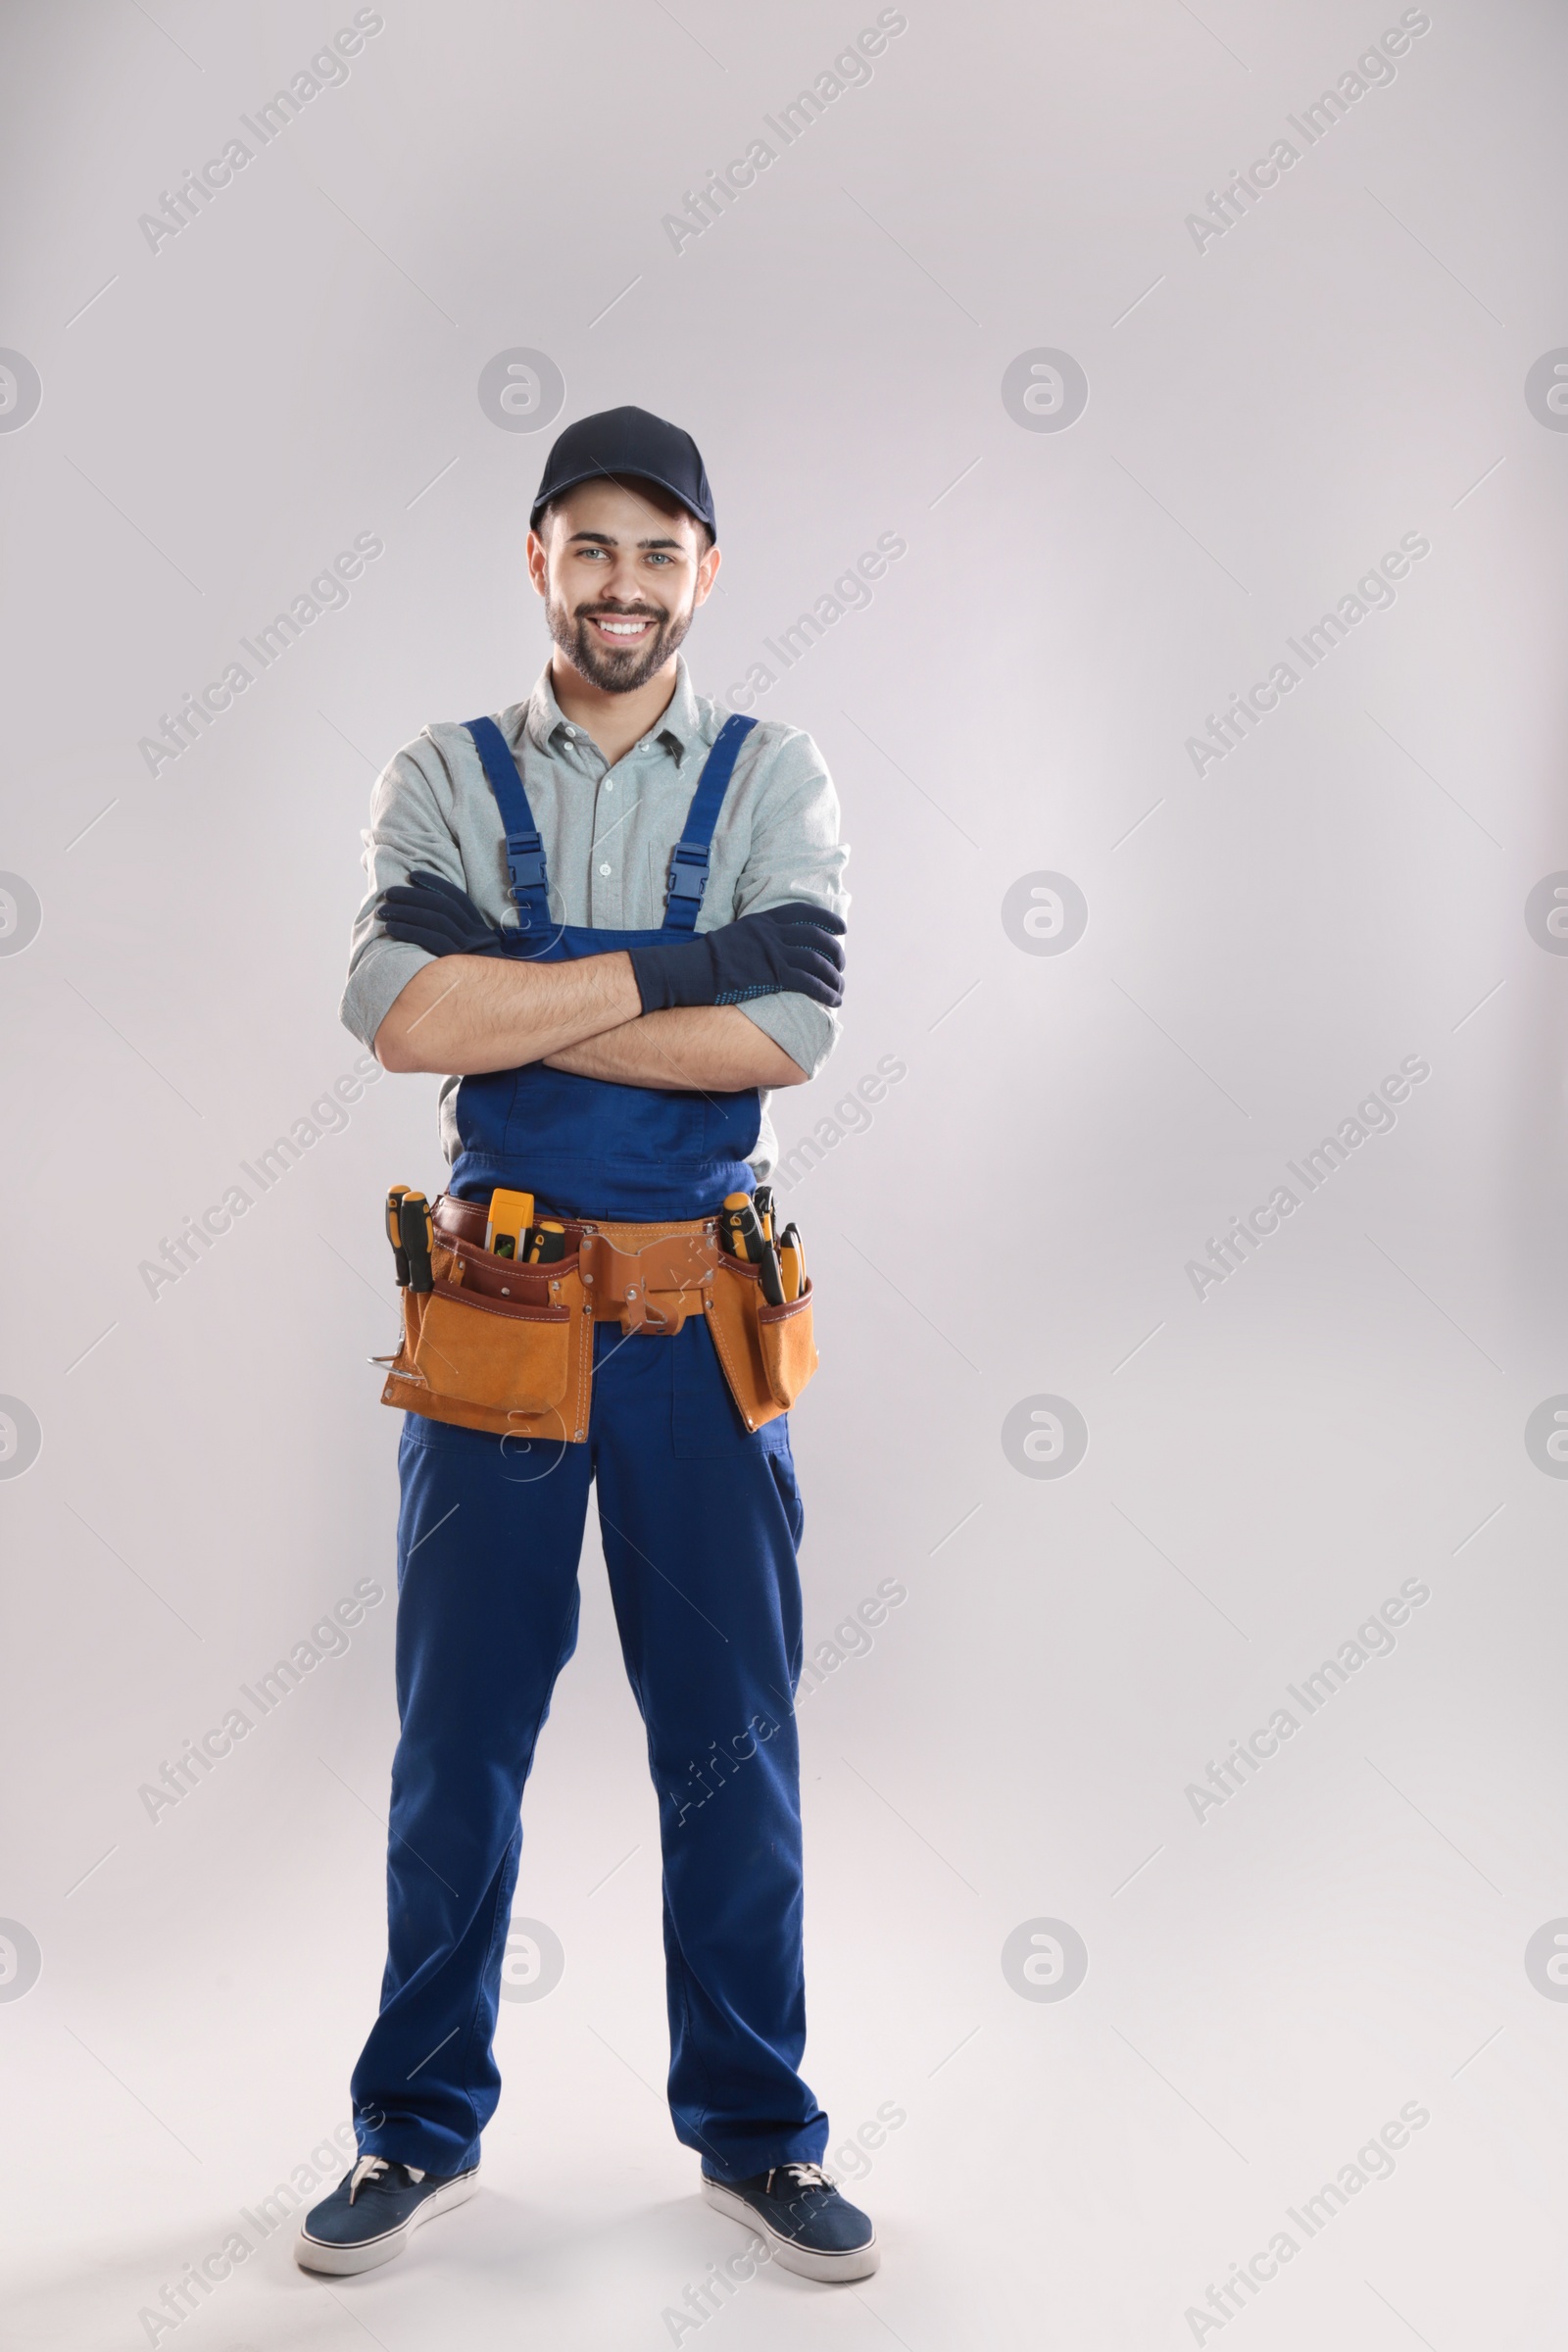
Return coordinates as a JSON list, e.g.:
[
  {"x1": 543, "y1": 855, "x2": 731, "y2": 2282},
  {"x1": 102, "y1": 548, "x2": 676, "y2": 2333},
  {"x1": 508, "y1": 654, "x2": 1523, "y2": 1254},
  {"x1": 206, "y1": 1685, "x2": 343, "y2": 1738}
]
[{"x1": 3, "y1": 3, "x2": 1568, "y2": 2346}]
